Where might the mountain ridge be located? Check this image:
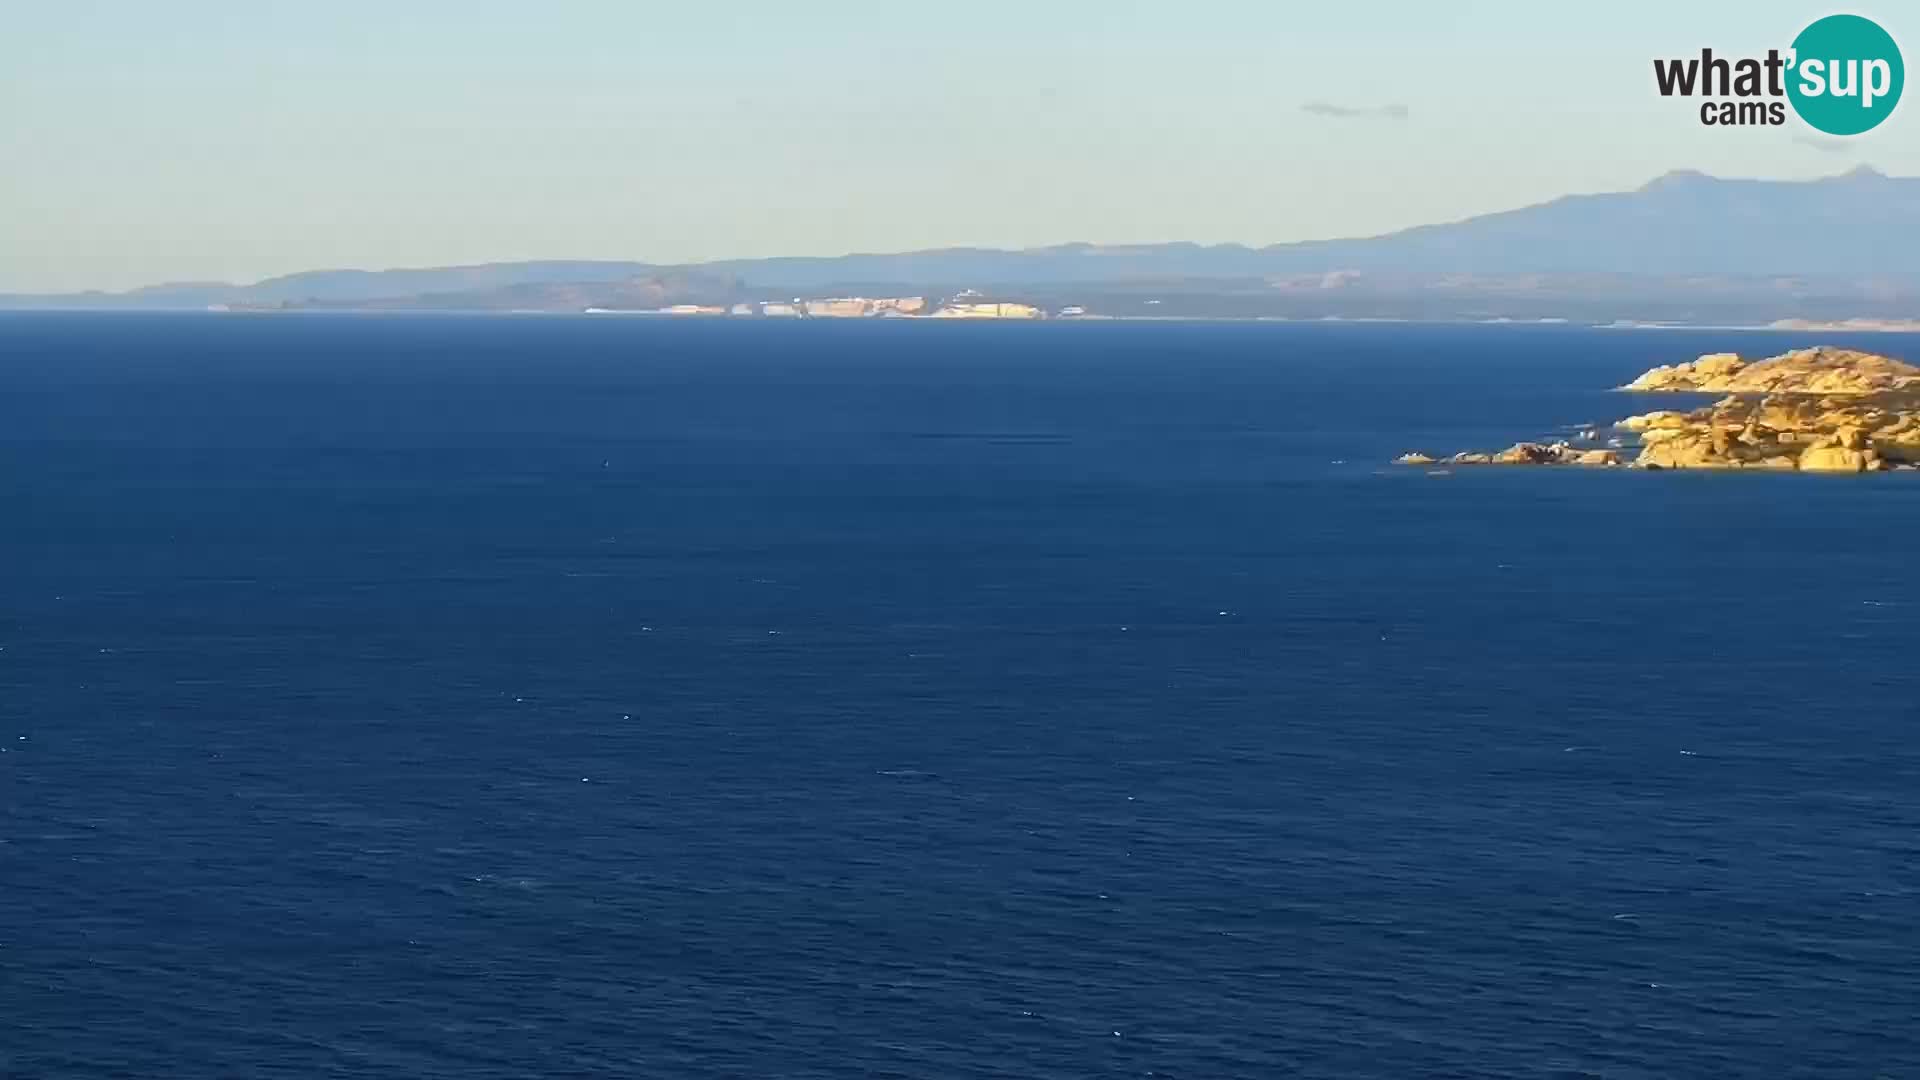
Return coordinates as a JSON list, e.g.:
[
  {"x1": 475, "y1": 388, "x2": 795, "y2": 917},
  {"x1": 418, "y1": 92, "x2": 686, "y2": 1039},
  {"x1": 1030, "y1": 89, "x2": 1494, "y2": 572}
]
[{"x1": 6, "y1": 167, "x2": 1918, "y2": 312}]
